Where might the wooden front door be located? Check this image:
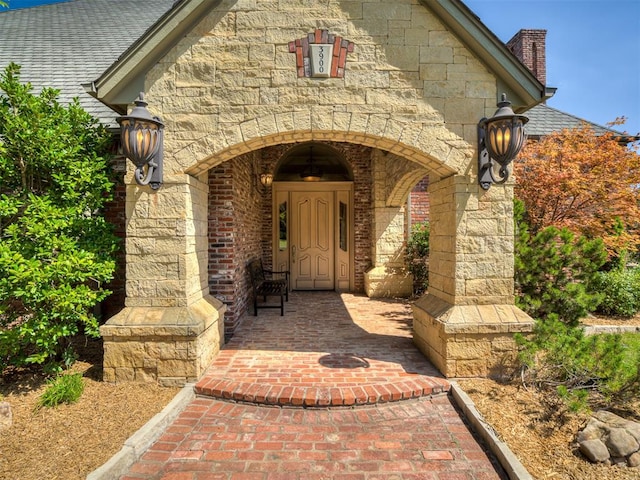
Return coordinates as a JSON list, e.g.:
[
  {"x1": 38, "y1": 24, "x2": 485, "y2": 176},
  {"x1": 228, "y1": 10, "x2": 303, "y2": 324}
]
[
  {"x1": 291, "y1": 190, "x2": 335, "y2": 289},
  {"x1": 272, "y1": 182, "x2": 353, "y2": 292}
]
